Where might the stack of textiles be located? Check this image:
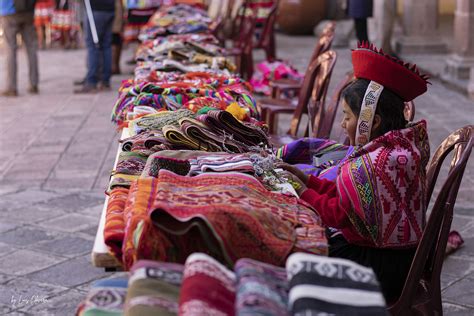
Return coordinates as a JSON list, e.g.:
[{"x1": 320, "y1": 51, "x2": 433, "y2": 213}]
[
  {"x1": 104, "y1": 169, "x2": 327, "y2": 269},
  {"x1": 138, "y1": 4, "x2": 212, "y2": 41},
  {"x1": 123, "y1": 0, "x2": 163, "y2": 43},
  {"x1": 112, "y1": 77, "x2": 259, "y2": 125},
  {"x1": 77, "y1": 253, "x2": 387, "y2": 315},
  {"x1": 188, "y1": 154, "x2": 254, "y2": 175}
]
